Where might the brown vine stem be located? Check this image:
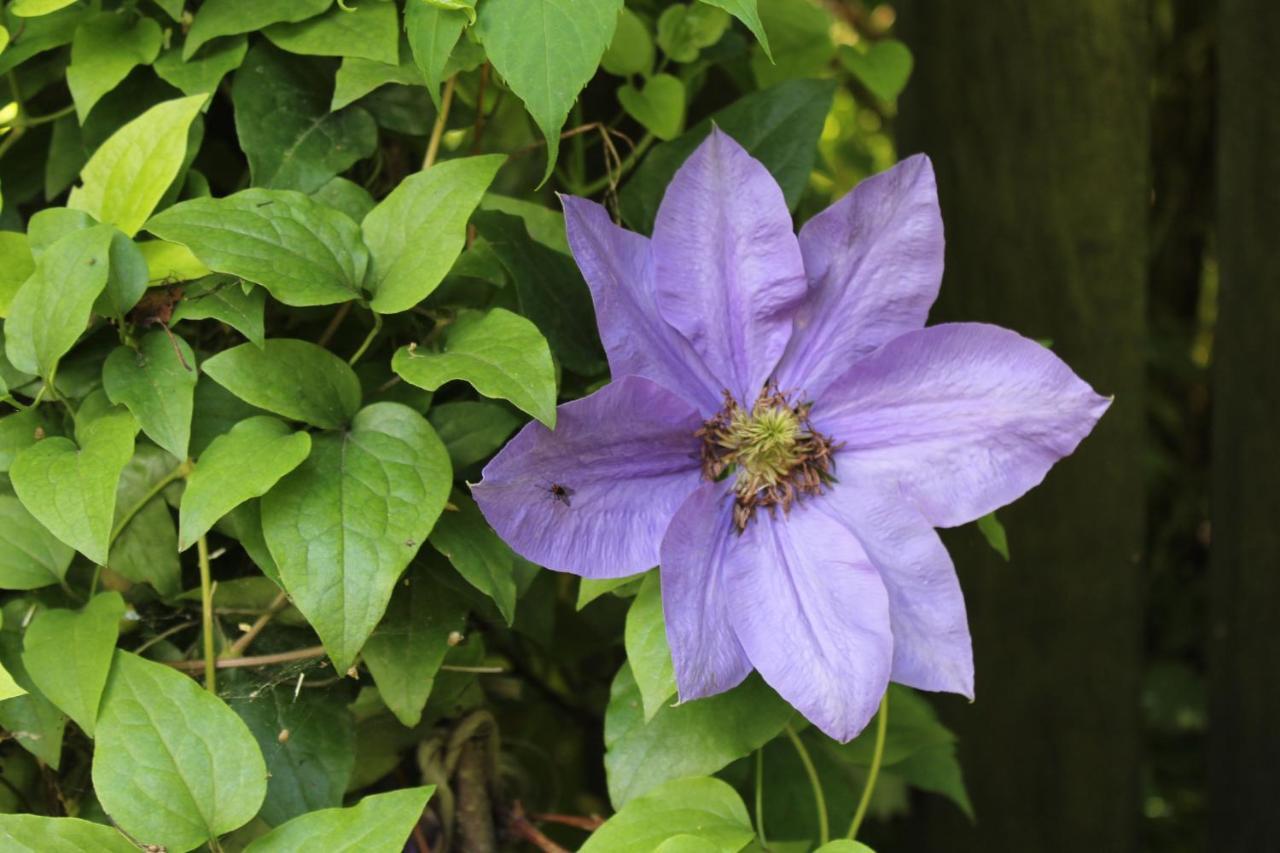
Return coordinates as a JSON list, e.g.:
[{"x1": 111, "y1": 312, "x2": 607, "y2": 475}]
[
  {"x1": 222, "y1": 590, "x2": 290, "y2": 658},
  {"x1": 316, "y1": 302, "x2": 352, "y2": 348},
  {"x1": 424, "y1": 75, "x2": 457, "y2": 170},
  {"x1": 196, "y1": 536, "x2": 217, "y2": 693},
  {"x1": 166, "y1": 644, "x2": 328, "y2": 672}
]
